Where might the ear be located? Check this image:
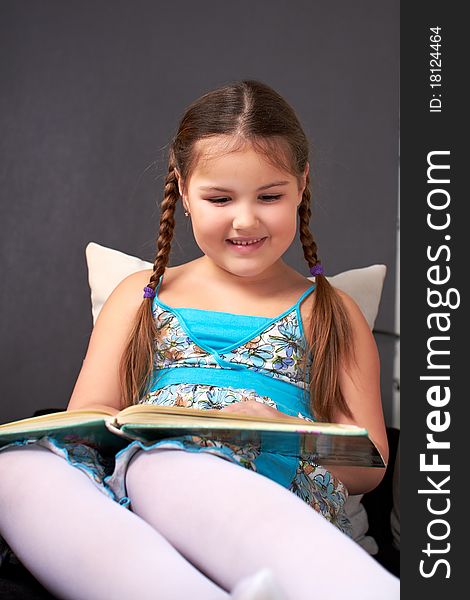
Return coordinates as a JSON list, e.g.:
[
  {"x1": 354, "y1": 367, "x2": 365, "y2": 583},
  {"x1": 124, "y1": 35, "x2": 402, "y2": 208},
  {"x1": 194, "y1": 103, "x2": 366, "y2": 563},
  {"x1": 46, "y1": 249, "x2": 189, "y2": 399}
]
[
  {"x1": 174, "y1": 169, "x2": 185, "y2": 198},
  {"x1": 297, "y1": 162, "x2": 310, "y2": 205},
  {"x1": 302, "y1": 162, "x2": 310, "y2": 189}
]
